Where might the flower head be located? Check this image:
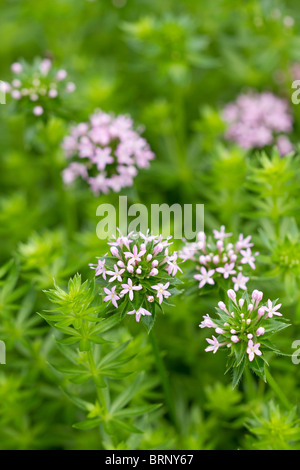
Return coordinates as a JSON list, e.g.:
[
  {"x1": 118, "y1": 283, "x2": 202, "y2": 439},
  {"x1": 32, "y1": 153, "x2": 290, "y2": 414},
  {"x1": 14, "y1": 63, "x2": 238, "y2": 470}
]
[
  {"x1": 199, "y1": 289, "x2": 288, "y2": 382},
  {"x1": 62, "y1": 110, "x2": 155, "y2": 195},
  {"x1": 89, "y1": 231, "x2": 182, "y2": 328}
]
